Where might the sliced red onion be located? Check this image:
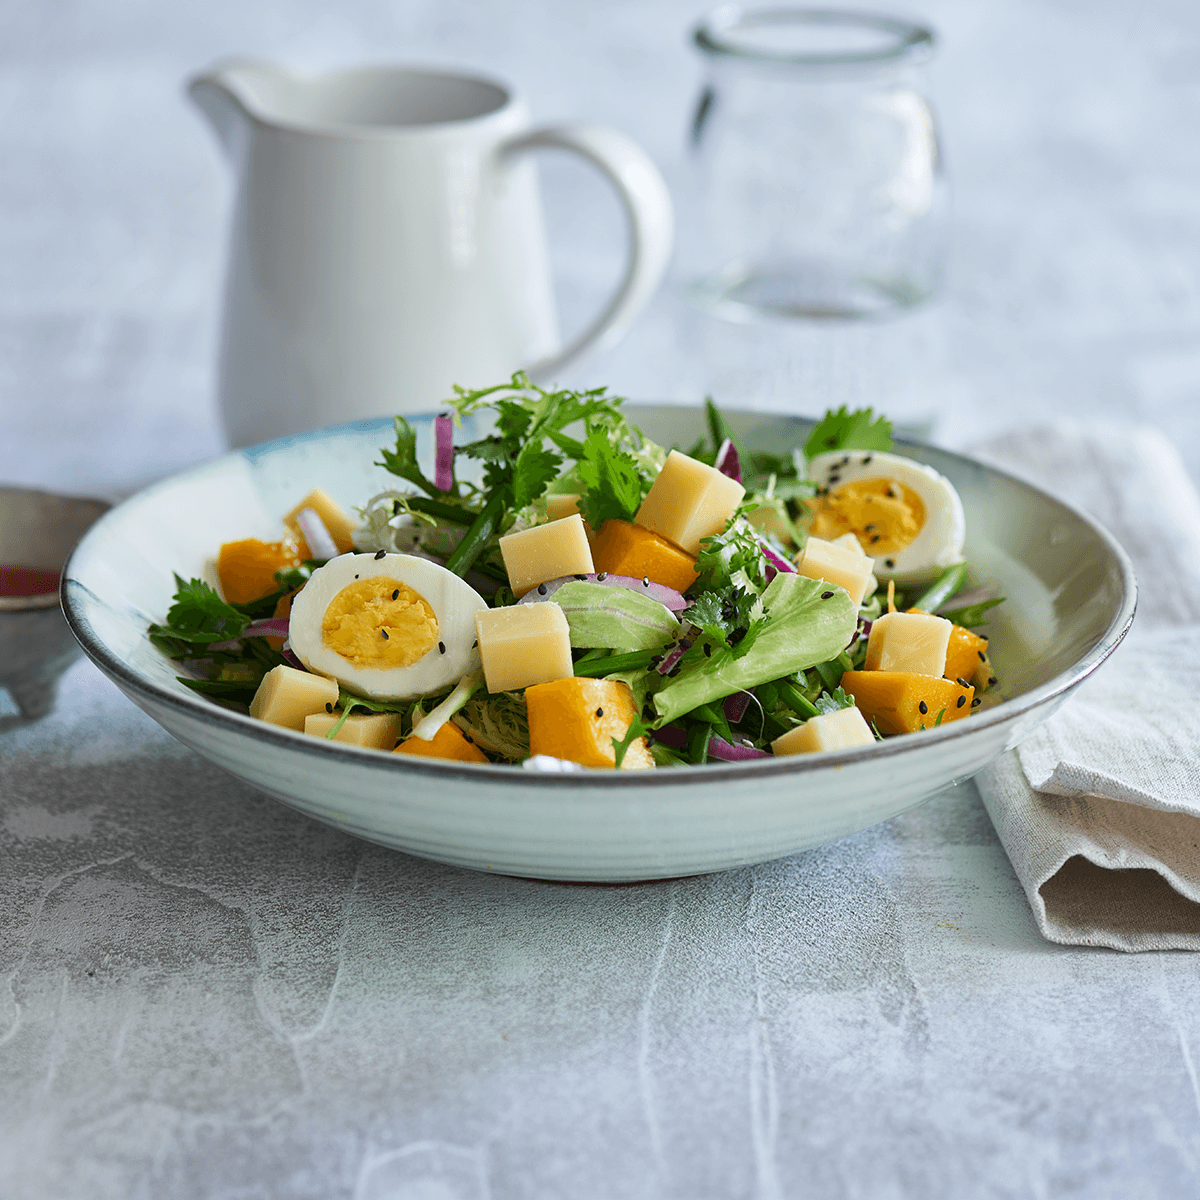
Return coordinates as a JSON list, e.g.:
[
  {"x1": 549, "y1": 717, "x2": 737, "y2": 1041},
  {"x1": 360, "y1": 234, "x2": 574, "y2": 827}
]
[
  {"x1": 516, "y1": 573, "x2": 688, "y2": 612},
  {"x1": 759, "y1": 538, "x2": 795, "y2": 584},
  {"x1": 244, "y1": 617, "x2": 291, "y2": 639},
  {"x1": 435, "y1": 414, "x2": 455, "y2": 493},
  {"x1": 649, "y1": 724, "x2": 770, "y2": 762},
  {"x1": 295, "y1": 507, "x2": 339, "y2": 561},
  {"x1": 707, "y1": 735, "x2": 771, "y2": 762},
  {"x1": 715, "y1": 438, "x2": 741, "y2": 483},
  {"x1": 846, "y1": 615, "x2": 872, "y2": 654},
  {"x1": 281, "y1": 642, "x2": 304, "y2": 671},
  {"x1": 723, "y1": 690, "x2": 752, "y2": 724},
  {"x1": 655, "y1": 623, "x2": 698, "y2": 675},
  {"x1": 651, "y1": 725, "x2": 688, "y2": 750}
]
